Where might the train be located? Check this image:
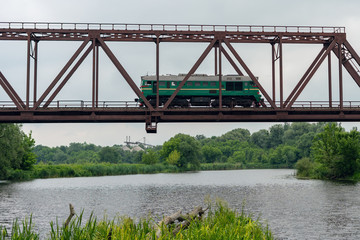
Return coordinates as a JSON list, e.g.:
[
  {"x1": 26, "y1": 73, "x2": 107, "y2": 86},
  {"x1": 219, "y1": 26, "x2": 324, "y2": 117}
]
[{"x1": 137, "y1": 74, "x2": 263, "y2": 108}]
